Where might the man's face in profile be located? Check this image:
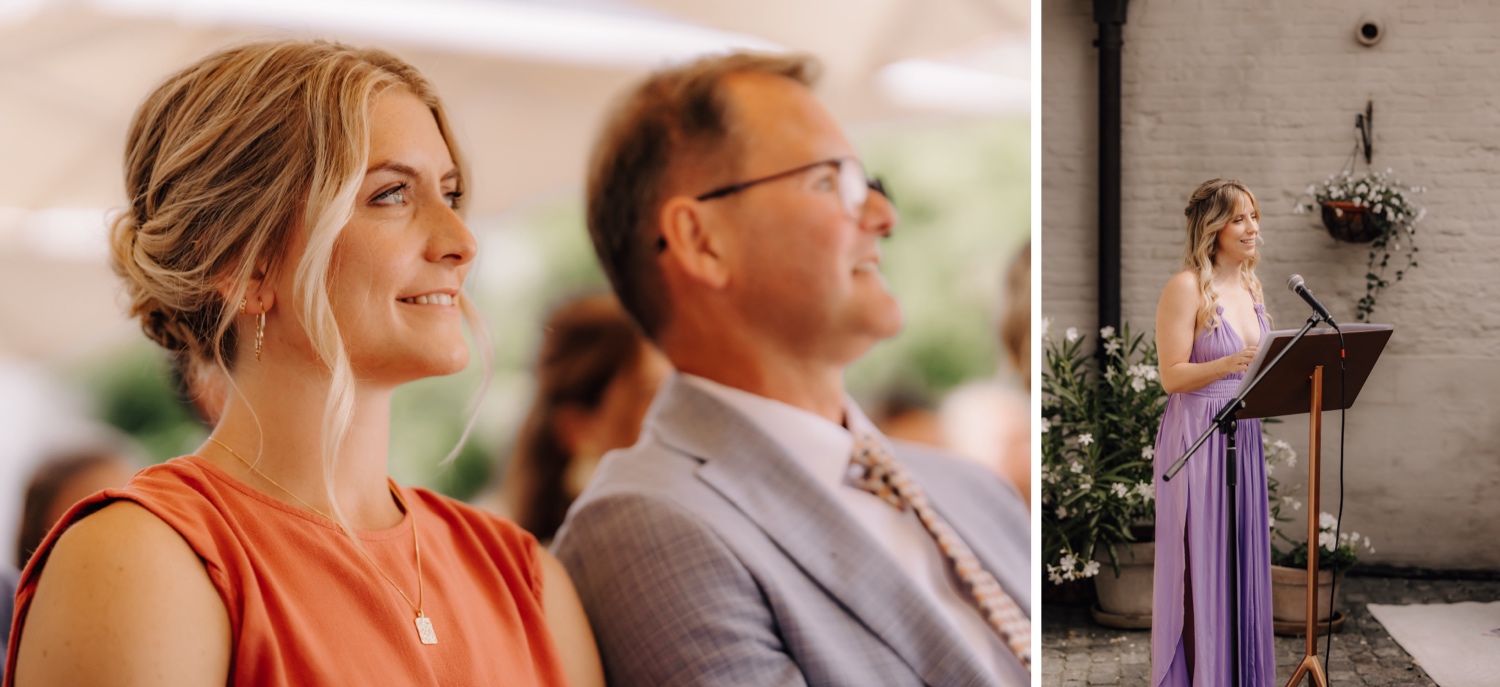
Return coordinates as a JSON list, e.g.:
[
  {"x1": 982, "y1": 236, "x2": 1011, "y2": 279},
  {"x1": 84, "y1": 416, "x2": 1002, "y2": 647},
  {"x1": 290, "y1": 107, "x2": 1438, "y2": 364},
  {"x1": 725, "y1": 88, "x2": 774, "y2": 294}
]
[{"x1": 707, "y1": 73, "x2": 903, "y2": 363}]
